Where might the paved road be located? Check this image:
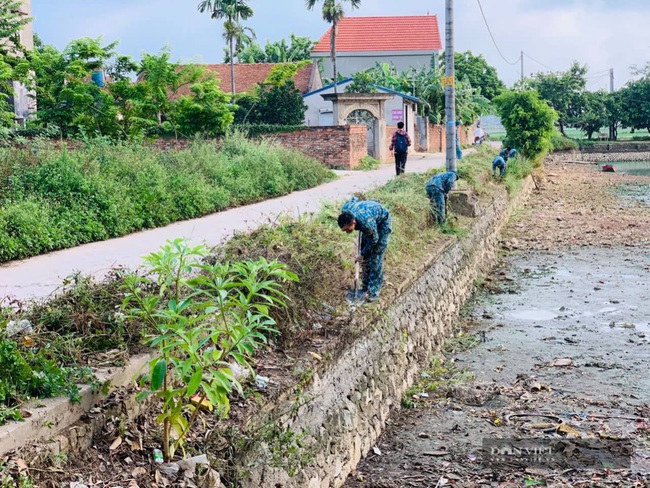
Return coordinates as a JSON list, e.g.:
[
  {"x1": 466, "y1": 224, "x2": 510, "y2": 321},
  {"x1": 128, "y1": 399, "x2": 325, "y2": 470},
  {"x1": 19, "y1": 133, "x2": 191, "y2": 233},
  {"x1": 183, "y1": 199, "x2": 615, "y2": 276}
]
[{"x1": 0, "y1": 152, "x2": 458, "y2": 302}]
